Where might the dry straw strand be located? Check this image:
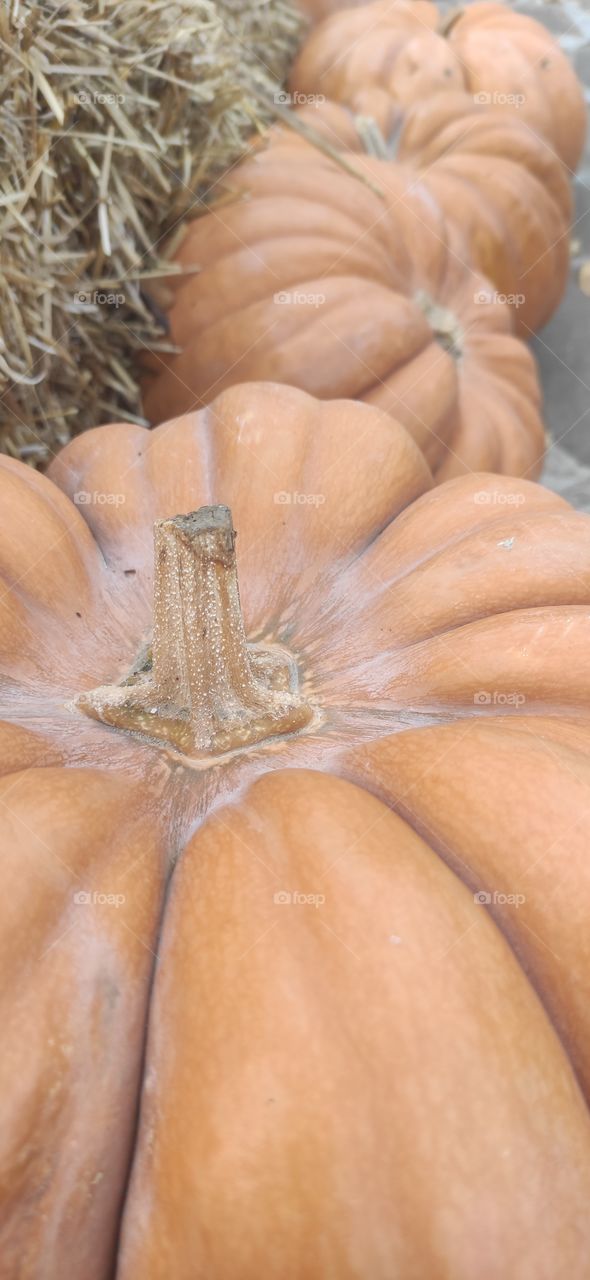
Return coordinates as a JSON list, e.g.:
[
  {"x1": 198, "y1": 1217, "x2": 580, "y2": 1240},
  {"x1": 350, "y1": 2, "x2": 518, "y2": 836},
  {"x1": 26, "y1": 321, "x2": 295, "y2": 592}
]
[{"x1": 0, "y1": 0, "x2": 301, "y2": 464}]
